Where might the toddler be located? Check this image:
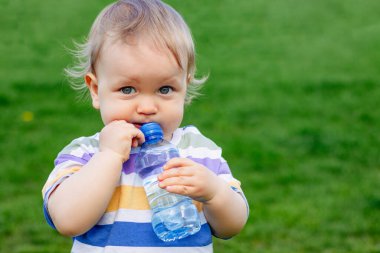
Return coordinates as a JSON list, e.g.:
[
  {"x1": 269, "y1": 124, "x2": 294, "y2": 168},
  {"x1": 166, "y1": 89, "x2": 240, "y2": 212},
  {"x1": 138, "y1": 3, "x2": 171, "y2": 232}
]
[{"x1": 42, "y1": 0, "x2": 249, "y2": 252}]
